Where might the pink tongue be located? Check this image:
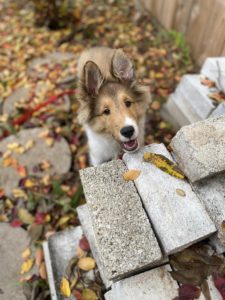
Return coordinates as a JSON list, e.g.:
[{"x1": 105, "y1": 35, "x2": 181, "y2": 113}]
[{"x1": 124, "y1": 140, "x2": 135, "y2": 147}]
